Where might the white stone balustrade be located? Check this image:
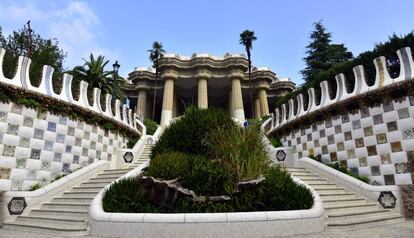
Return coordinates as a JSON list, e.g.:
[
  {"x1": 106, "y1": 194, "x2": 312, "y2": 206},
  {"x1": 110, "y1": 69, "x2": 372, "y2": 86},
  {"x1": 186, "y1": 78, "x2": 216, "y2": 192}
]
[
  {"x1": 0, "y1": 48, "x2": 142, "y2": 134},
  {"x1": 268, "y1": 46, "x2": 414, "y2": 134}
]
